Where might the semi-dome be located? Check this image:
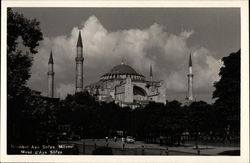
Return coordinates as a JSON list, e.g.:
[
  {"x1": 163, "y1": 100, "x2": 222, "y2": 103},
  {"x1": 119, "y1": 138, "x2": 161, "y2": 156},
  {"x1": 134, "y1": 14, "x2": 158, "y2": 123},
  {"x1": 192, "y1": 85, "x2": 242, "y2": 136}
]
[{"x1": 100, "y1": 63, "x2": 145, "y2": 81}]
